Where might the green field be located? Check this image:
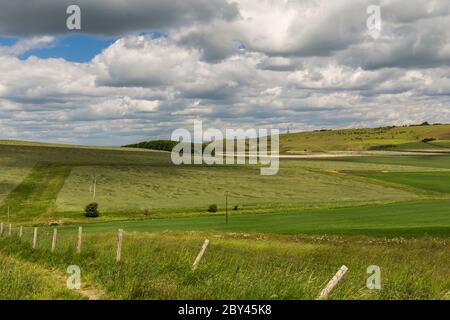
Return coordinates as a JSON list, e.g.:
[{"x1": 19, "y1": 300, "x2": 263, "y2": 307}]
[
  {"x1": 354, "y1": 172, "x2": 450, "y2": 194},
  {"x1": 332, "y1": 154, "x2": 450, "y2": 169},
  {"x1": 280, "y1": 124, "x2": 450, "y2": 152},
  {"x1": 48, "y1": 199, "x2": 450, "y2": 238},
  {"x1": 0, "y1": 133, "x2": 449, "y2": 300}
]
